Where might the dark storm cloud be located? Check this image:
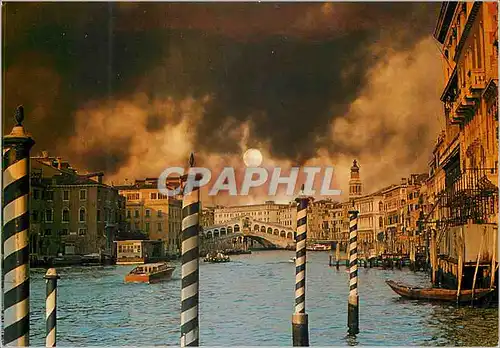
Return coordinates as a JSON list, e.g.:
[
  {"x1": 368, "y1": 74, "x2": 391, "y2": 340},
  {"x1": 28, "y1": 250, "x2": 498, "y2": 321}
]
[{"x1": 3, "y1": 2, "x2": 440, "y2": 174}]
